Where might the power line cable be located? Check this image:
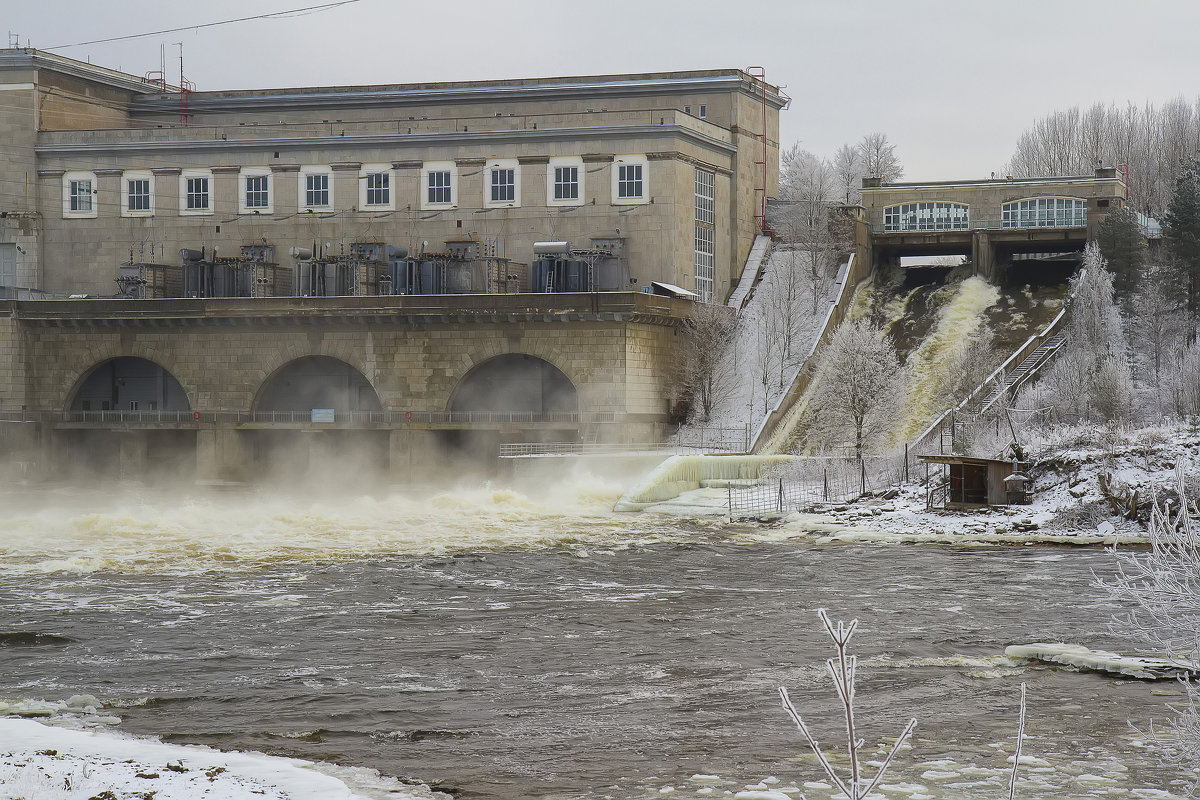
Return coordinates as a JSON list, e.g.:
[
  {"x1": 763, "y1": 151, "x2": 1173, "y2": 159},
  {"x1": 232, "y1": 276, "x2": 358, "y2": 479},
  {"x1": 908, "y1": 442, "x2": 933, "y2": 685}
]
[{"x1": 40, "y1": 1, "x2": 365, "y2": 51}]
